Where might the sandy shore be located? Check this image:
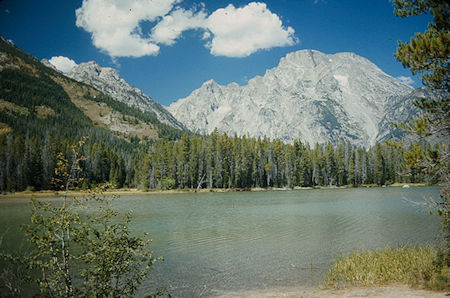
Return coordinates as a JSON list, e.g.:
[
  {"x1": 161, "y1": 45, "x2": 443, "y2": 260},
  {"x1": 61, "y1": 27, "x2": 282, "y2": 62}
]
[
  {"x1": 215, "y1": 285, "x2": 448, "y2": 297},
  {"x1": 0, "y1": 183, "x2": 430, "y2": 198}
]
